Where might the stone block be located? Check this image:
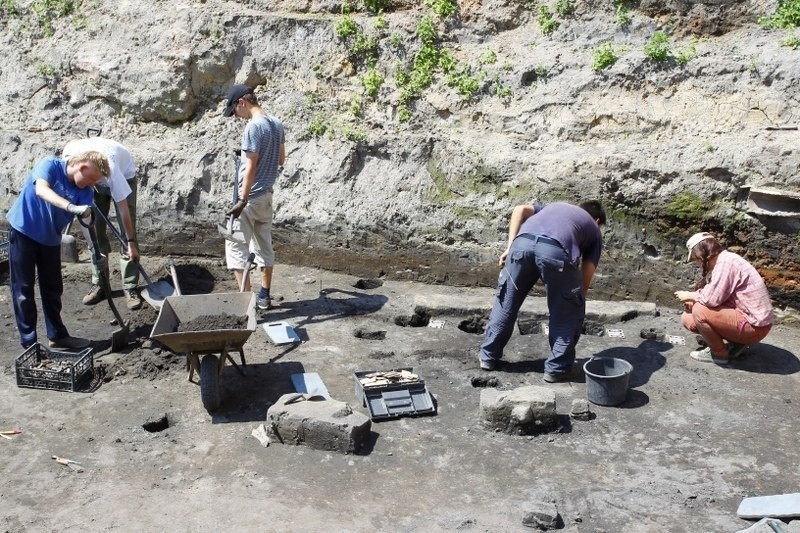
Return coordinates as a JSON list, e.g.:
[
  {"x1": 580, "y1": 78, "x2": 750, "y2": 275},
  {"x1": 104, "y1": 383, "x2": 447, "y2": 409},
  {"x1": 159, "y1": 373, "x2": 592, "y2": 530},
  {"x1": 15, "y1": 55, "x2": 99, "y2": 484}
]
[
  {"x1": 521, "y1": 501, "x2": 561, "y2": 530},
  {"x1": 570, "y1": 398, "x2": 592, "y2": 421},
  {"x1": 479, "y1": 385, "x2": 557, "y2": 434},
  {"x1": 267, "y1": 394, "x2": 371, "y2": 454}
]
